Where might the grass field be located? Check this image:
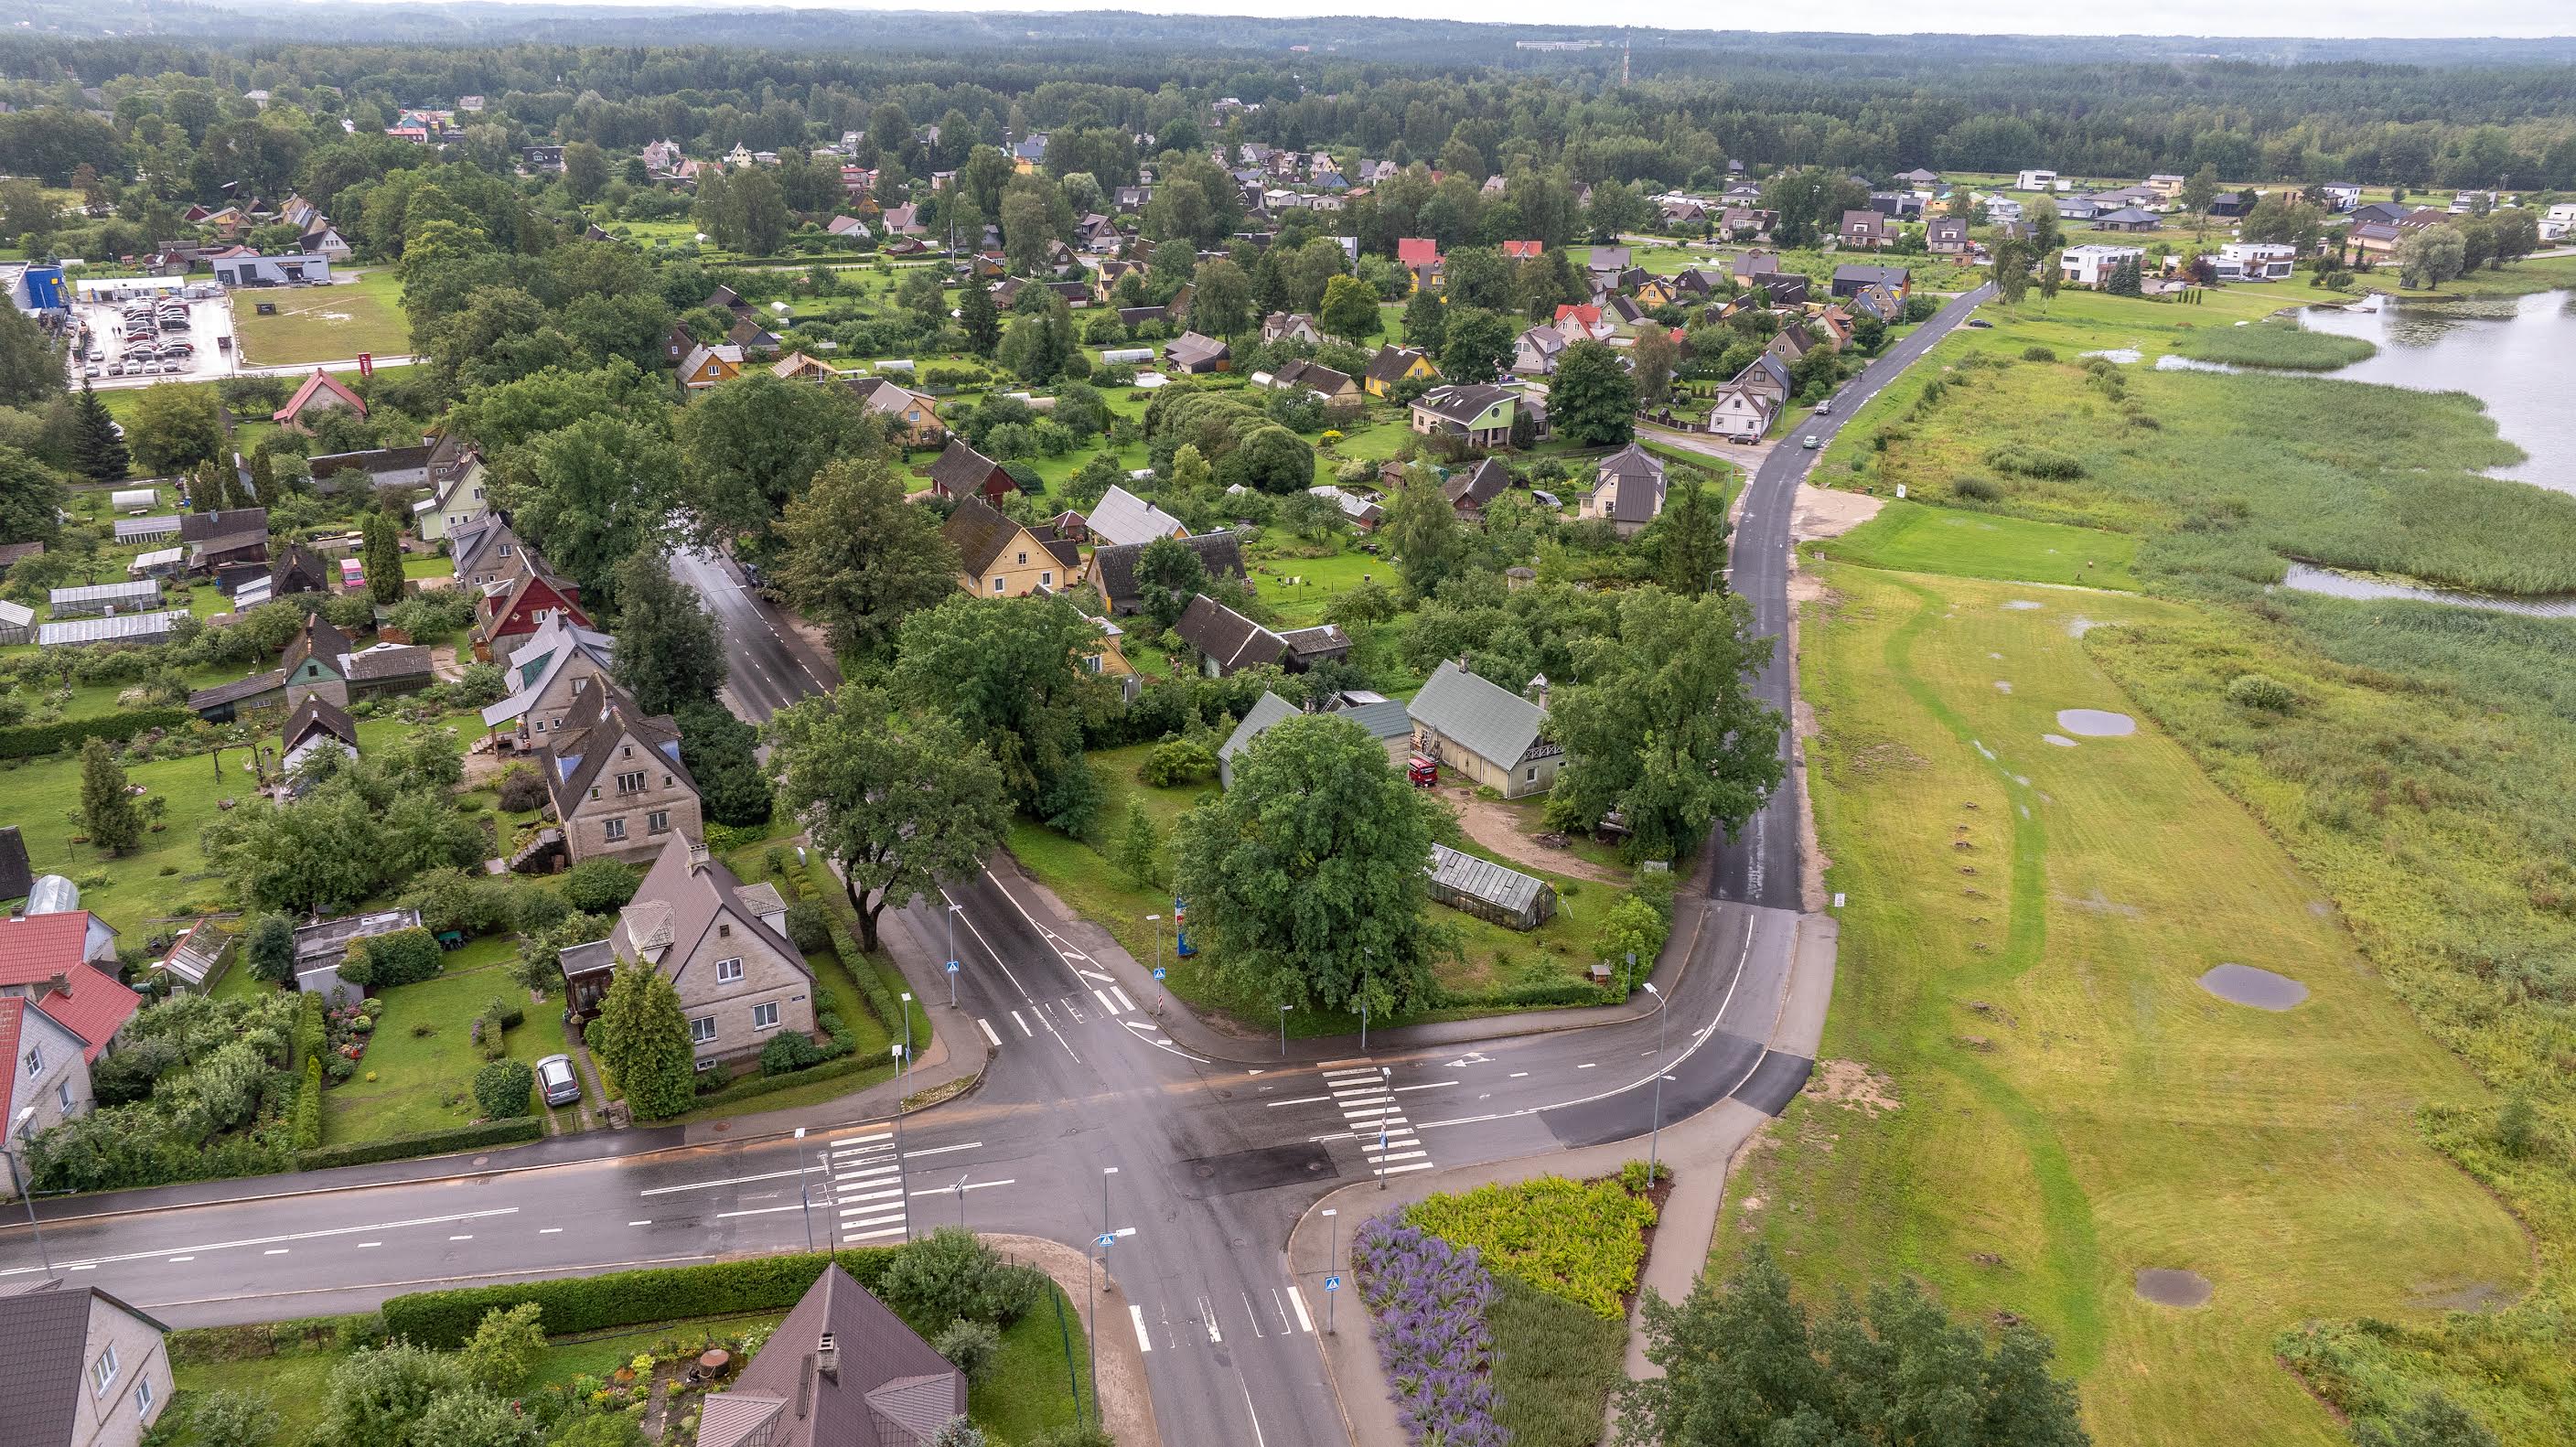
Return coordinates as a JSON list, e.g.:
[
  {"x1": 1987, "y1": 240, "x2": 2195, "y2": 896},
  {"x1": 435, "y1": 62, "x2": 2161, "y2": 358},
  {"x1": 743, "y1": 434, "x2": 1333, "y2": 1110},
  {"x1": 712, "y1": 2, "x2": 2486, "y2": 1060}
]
[
  {"x1": 231, "y1": 269, "x2": 410, "y2": 365},
  {"x1": 1816, "y1": 498, "x2": 2140, "y2": 591},
  {"x1": 1722, "y1": 561, "x2": 2531, "y2": 1447}
]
